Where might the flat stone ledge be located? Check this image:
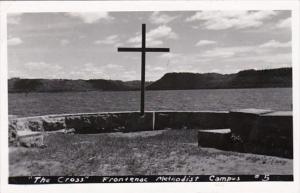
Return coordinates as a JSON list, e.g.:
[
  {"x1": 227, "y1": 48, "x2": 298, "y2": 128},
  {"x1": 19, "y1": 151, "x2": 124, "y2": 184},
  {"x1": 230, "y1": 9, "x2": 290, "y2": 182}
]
[
  {"x1": 261, "y1": 111, "x2": 292, "y2": 116},
  {"x1": 230, "y1": 108, "x2": 274, "y2": 115},
  {"x1": 17, "y1": 131, "x2": 44, "y2": 148},
  {"x1": 199, "y1": 129, "x2": 231, "y2": 134},
  {"x1": 18, "y1": 130, "x2": 43, "y2": 138}
]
